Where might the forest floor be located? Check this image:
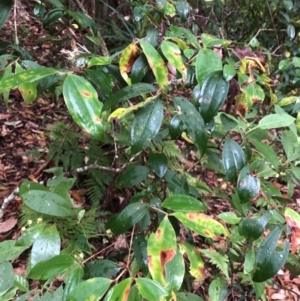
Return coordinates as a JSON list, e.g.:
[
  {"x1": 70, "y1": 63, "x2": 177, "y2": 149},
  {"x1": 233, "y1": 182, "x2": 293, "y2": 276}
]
[{"x1": 1, "y1": 2, "x2": 300, "y2": 301}]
